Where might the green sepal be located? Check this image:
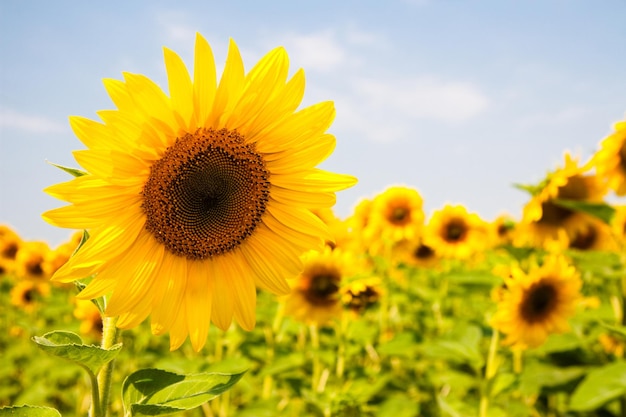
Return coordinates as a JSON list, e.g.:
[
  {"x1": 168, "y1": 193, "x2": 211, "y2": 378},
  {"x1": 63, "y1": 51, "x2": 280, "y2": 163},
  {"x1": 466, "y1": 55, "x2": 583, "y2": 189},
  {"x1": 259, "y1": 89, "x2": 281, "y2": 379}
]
[
  {"x1": 122, "y1": 368, "x2": 246, "y2": 416},
  {"x1": 553, "y1": 199, "x2": 615, "y2": 225},
  {"x1": 0, "y1": 405, "x2": 62, "y2": 416},
  {"x1": 513, "y1": 176, "x2": 550, "y2": 197},
  {"x1": 47, "y1": 161, "x2": 88, "y2": 177},
  {"x1": 31, "y1": 330, "x2": 122, "y2": 375},
  {"x1": 569, "y1": 361, "x2": 626, "y2": 411}
]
